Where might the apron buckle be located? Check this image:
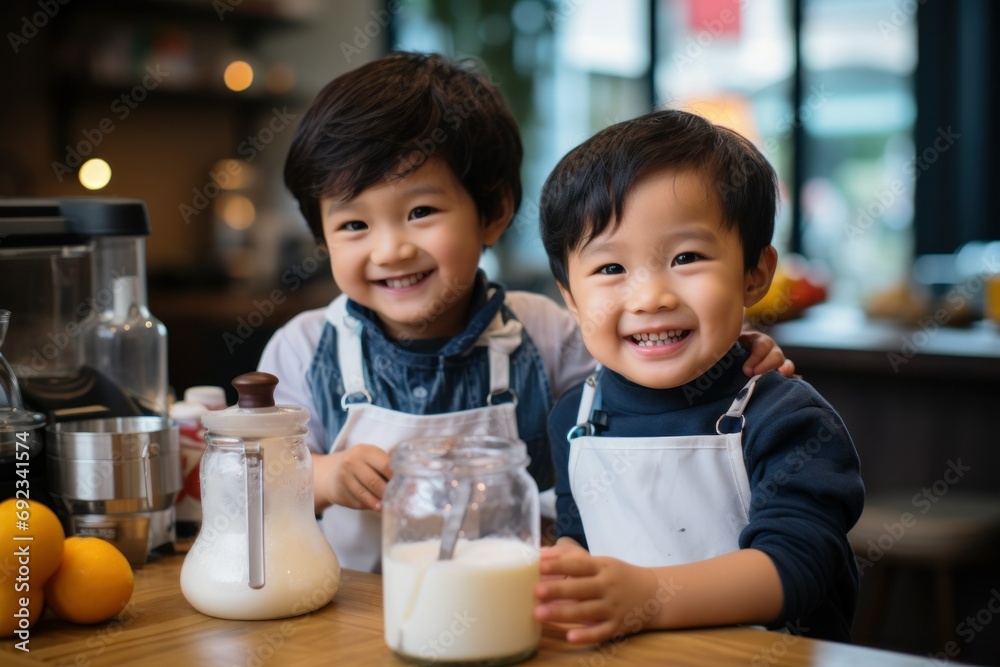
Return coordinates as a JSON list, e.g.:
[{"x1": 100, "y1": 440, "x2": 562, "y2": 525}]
[
  {"x1": 715, "y1": 413, "x2": 746, "y2": 435},
  {"x1": 486, "y1": 388, "x2": 518, "y2": 407},
  {"x1": 341, "y1": 390, "x2": 374, "y2": 411}
]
